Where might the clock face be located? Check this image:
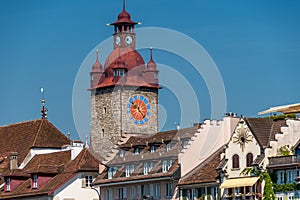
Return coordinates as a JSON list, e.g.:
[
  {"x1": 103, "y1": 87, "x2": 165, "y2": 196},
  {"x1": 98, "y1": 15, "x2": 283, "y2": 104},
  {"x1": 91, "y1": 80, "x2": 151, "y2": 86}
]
[
  {"x1": 125, "y1": 35, "x2": 133, "y2": 45},
  {"x1": 127, "y1": 95, "x2": 151, "y2": 125},
  {"x1": 115, "y1": 36, "x2": 121, "y2": 45}
]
